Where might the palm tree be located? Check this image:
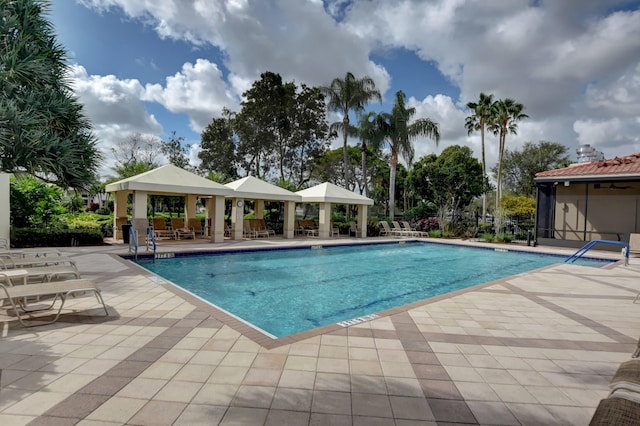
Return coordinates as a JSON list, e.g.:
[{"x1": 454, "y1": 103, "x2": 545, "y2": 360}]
[
  {"x1": 378, "y1": 91, "x2": 440, "y2": 220},
  {"x1": 321, "y1": 72, "x2": 381, "y2": 183},
  {"x1": 488, "y1": 98, "x2": 528, "y2": 219},
  {"x1": 464, "y1": 92, "x2": 494, "y2": 225},
  {"x1": 355, "y1": 111, "x2": 384, "y2": 197}
]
